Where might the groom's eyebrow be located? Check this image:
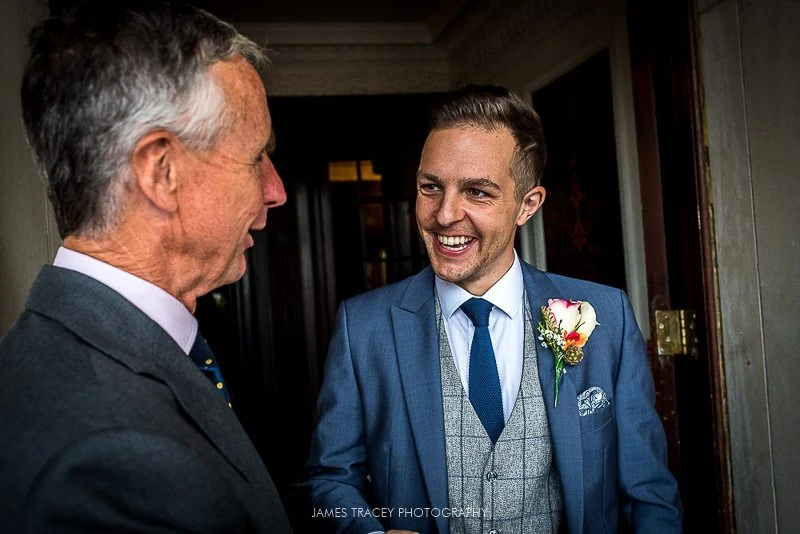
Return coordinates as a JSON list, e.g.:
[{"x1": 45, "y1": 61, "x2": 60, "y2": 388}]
[
  {"x1": 459, "y1": 177, "x2": 501, "y2": 193},
  {"x1": 415, "y1": 172, "x2": 501, "y2": 193},
  {"x1": 416, "y1": 171, "x2": 440, "y2": 182}
]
